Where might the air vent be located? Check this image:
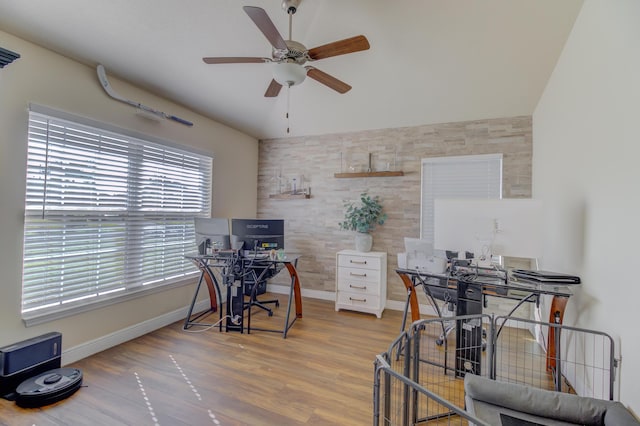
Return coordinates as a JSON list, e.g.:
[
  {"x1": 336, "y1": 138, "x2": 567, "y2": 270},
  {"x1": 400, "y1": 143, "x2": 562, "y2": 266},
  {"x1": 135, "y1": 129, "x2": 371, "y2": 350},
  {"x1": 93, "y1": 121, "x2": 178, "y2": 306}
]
[{"x1": 0, "y1": 47, "x2": 20, "y2": 68}]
